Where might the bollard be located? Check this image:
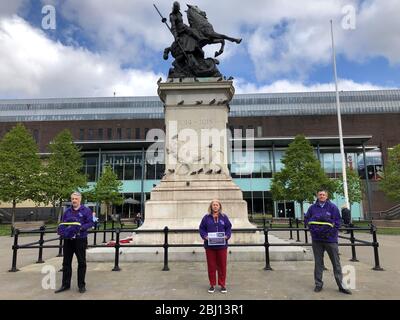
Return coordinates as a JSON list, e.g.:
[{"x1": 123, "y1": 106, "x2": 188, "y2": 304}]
[
  {"x1": 296, "y1": 218, "x2": 300, "y2": 242},
  {"x1": 263, "y1": 228, "x2": 272, "y2": 270},
  {"x1": 57, "y1": 238, "x2": 63, "y2": 257},
  {"x1": 163, "y1": 226, "x2": 170, "y2": 271},
  {"x1": 112, "y1": 229, "x2": 121, "y2": 271},
  {"x1": 9, "y1": 229, "x2": 20, "y2": 272},
  {"x1": 289, "y1": 218, "x2": 293, "y2": 240},
  {"x1": 371, "y1": 225, "x2": 384, "y2": 271},
  {"x1": 349, "y1": 229, "x2": 359, "y2": 262},
  {"x1": 36, "y1": 227, "x2": 45, "y2": 264}
]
